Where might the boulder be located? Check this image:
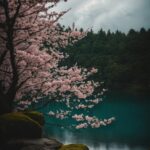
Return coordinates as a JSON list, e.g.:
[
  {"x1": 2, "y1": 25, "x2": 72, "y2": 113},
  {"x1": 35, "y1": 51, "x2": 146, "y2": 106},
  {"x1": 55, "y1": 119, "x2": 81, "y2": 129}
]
[
  {"x1": 3, "y1": 138, "x2": 62, "y2": 150},
  {"x1": 23, "y1": 111, "x2": 45, "y2": 126},
  {"x1": 0, "y1": 112, "x2": 42, "y2": 142},
  {"x1": 59, "y1": 144, "x2": 89, "y2": 150}
]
